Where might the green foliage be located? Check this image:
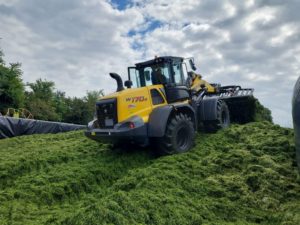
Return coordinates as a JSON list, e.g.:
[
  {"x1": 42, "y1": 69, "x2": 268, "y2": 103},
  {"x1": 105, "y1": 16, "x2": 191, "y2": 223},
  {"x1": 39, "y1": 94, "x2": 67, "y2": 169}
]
[
  {"x1": 27, "y1": 78, "x2": 55, "y2": 101},
  {"x1": 0, "y1": 62, "x2": 25, "y2": 113},
  {"x1": 0, "y1": 122, "x2": 299, "y2": 224},
  {"x1": 25, "y1": 79, "x2": 60, "y2": 121},
  {"x1": 24, "y1": 79, "x2": 103, "y2": 124},
  {"x1": 25, "y1": 97, "x2": 60, "y2": 121},
  {"x1": 84, "y1": 90, "x2": 104, "y2": 120},
  {"x1": 63, "y1": 97, "x2": 90, "y2": 124},
  {"x1": 0, "y1": 49, "x2": 25, "y2": 113},
  {"x1": 0, "y1": 48, "x2": 4, "y2": 64},
  {"x1": 53, "y1": 91, "x2": 68, "y2": 122},
  {"x1": 62, "y1": 90, "x2": 103, "y2": 125},
  {"x1": 0, "y1": 47, "x2": 103, "y2": 123}
]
